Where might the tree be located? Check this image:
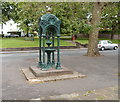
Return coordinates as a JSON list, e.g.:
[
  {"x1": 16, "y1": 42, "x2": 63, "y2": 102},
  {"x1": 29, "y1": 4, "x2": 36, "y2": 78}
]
[
  {"x1": 15, "y1": 2, "x2": 45, "y2": 36},
  {"x1": 2, "y1": 2, "x2": 92, "y2": 36},
  {"x1": 87, "y1": 2, "x2": 105, "y2": 57},
  {"x1": 2, "y1": 2, "x2": 46, "y2": 36},
  {"x1": 1, "y1": 2, "x2": 19, "y2": 24},
  {"x1": 52, "y1": 2, "x2": 92, "y2": 35},
  {"x1": 101, "y1": 2, "x2": 119, "y2": 39}
]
